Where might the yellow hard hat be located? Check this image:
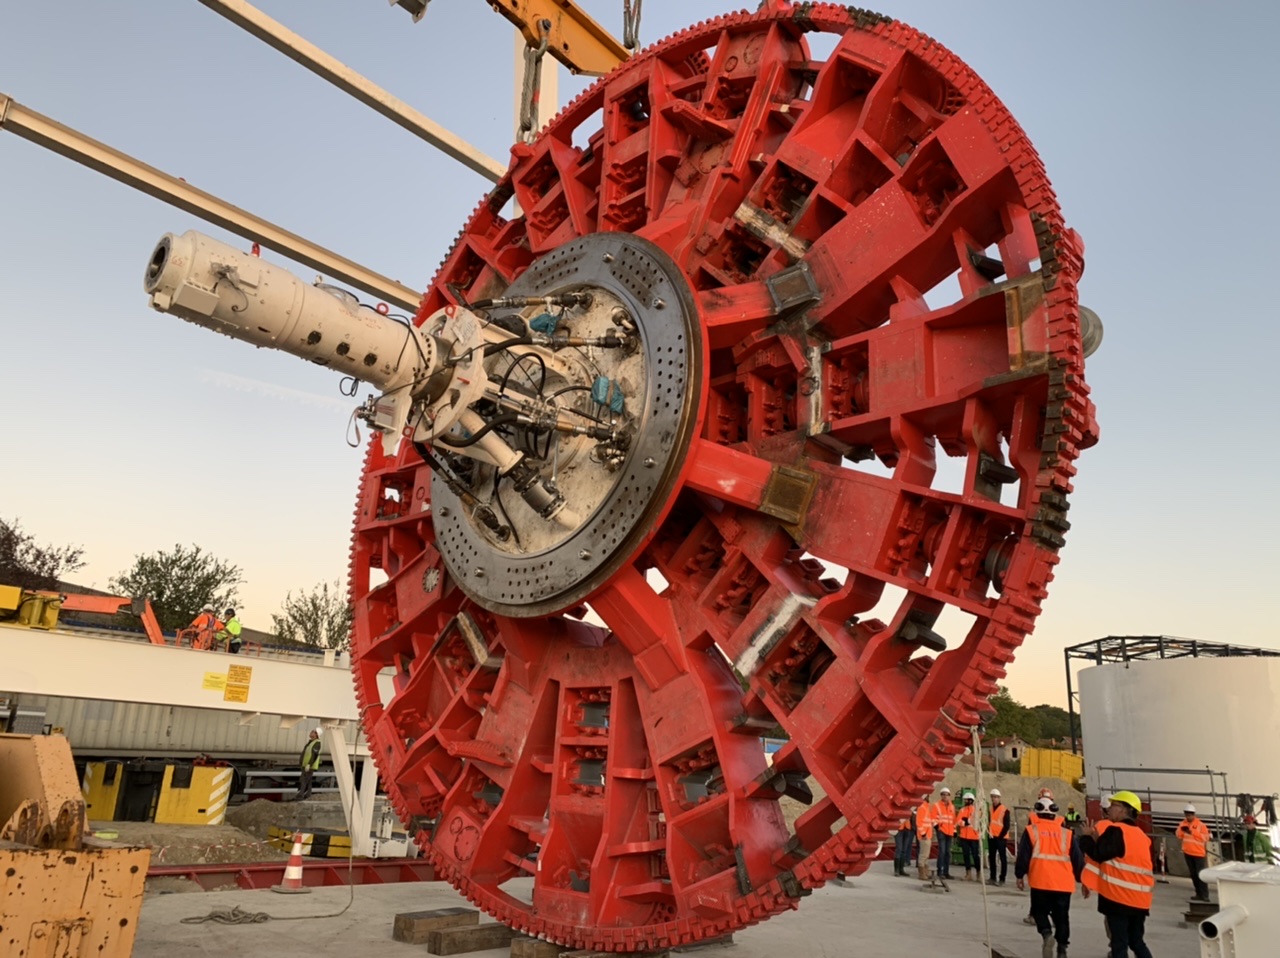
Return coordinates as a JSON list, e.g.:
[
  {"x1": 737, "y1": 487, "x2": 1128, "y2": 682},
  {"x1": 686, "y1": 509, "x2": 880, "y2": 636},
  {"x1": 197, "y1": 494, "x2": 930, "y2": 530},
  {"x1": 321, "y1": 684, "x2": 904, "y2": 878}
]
[{"x1": 1109, "y1": 790, "x2": 1143, "y2": 813}]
